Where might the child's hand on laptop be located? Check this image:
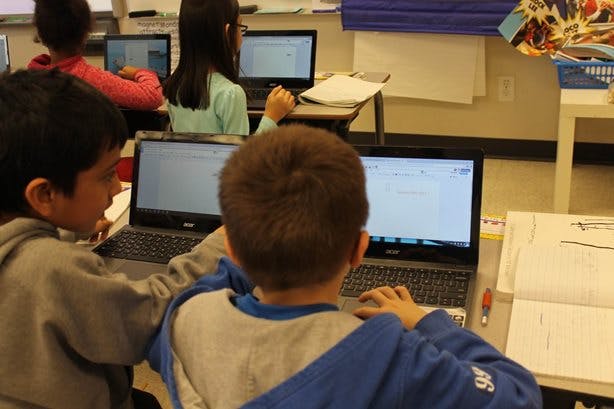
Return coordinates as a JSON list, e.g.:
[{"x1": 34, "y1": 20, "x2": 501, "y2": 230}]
[
  {"x1": 353, "y1": 286, "x2": 427, "y2": 330},
  {"x1": 117, "y1": 65, "x2": 141, "y2": 81},
  {"x1": 264, "y1": 85, "x2": 296, "y2": 123}
]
